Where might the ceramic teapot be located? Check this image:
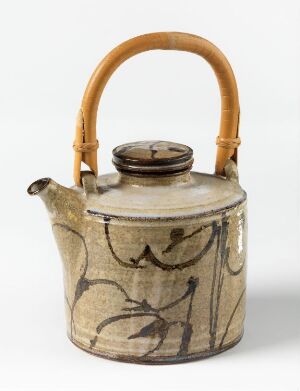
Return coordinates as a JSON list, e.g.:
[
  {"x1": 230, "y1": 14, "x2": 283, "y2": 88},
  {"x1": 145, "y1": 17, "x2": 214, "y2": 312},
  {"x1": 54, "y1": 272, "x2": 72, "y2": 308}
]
[{"x1": 28, "y1": 32, "x2": 247, "y2": 364}]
